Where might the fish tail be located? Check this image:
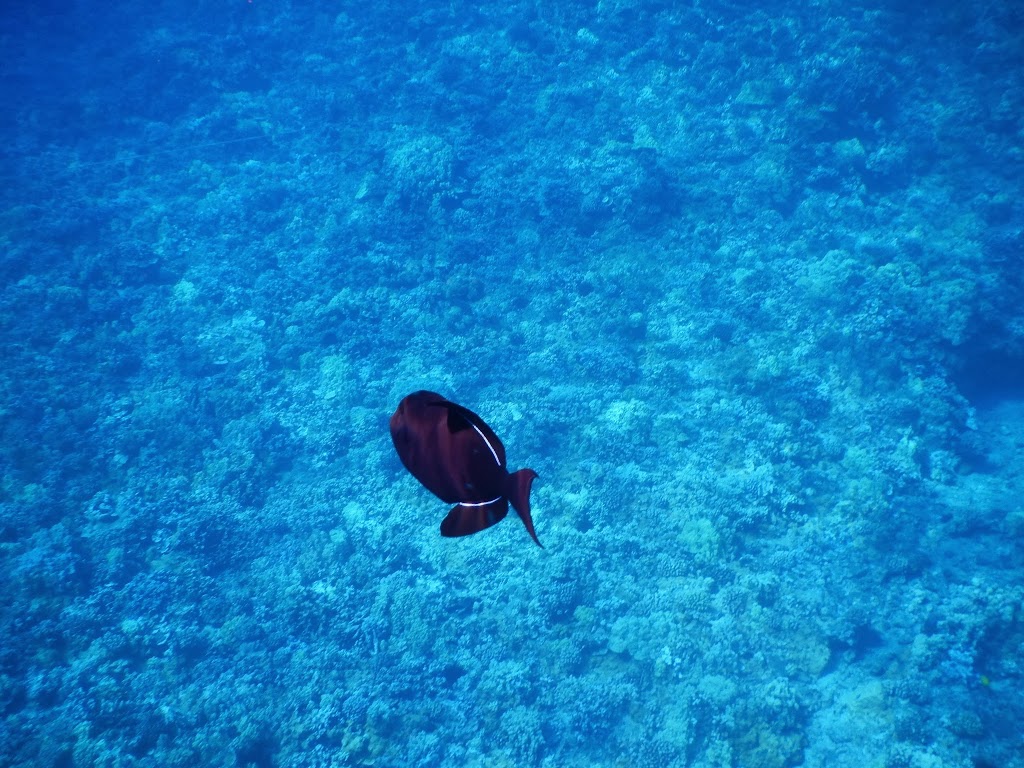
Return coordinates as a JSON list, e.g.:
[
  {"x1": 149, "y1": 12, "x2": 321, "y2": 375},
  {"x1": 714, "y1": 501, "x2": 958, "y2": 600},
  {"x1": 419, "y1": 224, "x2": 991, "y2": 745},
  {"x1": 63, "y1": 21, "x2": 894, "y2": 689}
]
[{"x1": 506, "y1": 469, "x2": 542, "y2": 548}]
